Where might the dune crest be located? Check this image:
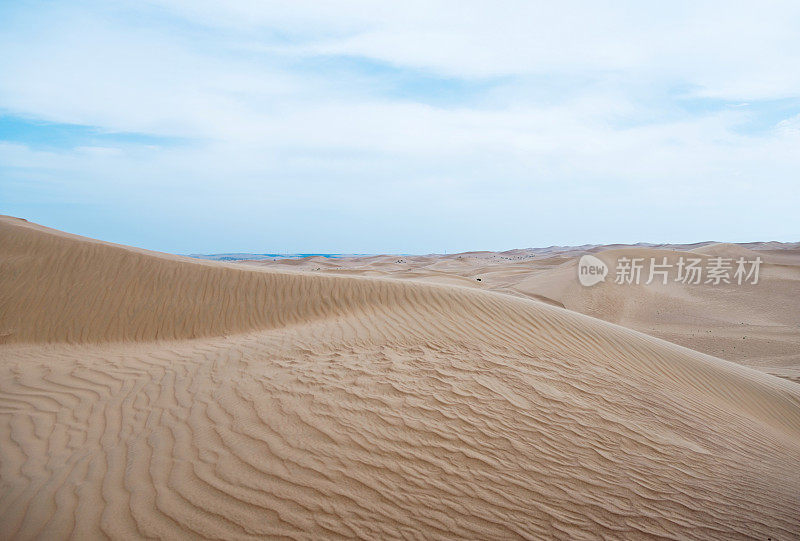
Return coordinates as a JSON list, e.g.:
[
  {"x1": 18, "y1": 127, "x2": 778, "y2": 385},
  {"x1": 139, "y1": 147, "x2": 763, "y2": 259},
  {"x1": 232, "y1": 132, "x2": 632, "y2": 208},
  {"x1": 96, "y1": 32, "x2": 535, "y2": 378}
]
[{"x1": 1, "y1": 217, "x2": 799, "y2": 539}]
